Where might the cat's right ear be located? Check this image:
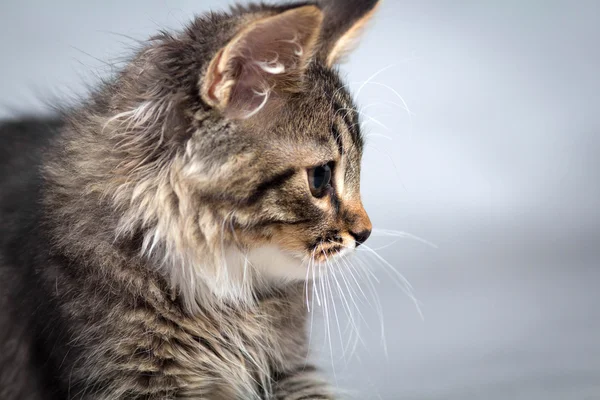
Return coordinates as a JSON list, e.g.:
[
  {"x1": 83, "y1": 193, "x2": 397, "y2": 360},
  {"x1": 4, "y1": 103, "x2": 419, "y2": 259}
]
[{"x1": 201, "y1": 6, "x2": 323, "y2": 119}]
